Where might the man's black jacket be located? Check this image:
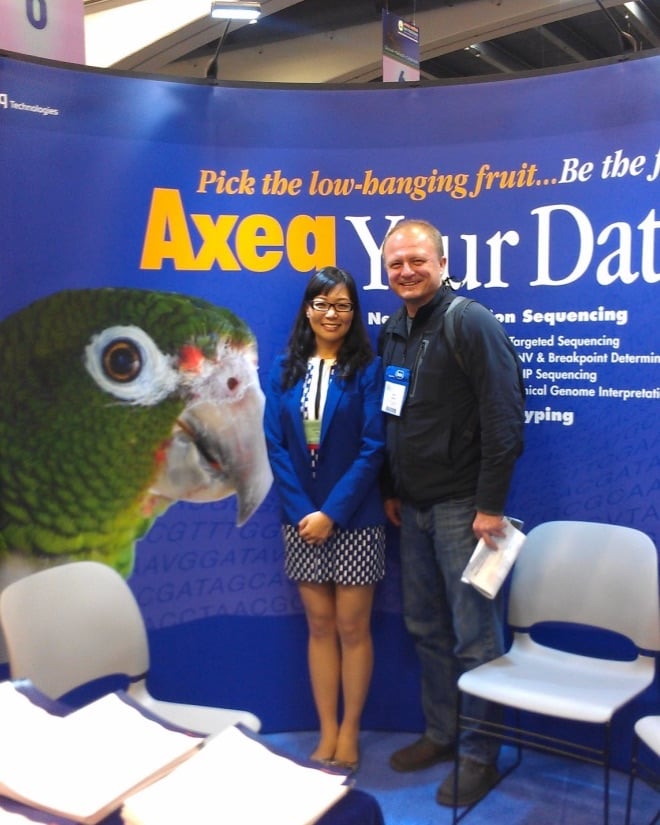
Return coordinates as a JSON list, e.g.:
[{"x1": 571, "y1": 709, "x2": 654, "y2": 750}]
[{"x1": 378, "y1": 285, "x2": 525, "y2": 514}]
